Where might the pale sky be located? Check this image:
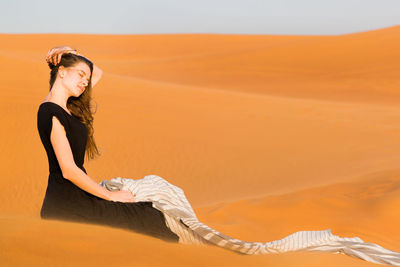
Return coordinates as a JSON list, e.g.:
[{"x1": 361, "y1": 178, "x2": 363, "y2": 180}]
[{"x1": 0, "y1": 0, "x2": 399, "y2": 35}]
